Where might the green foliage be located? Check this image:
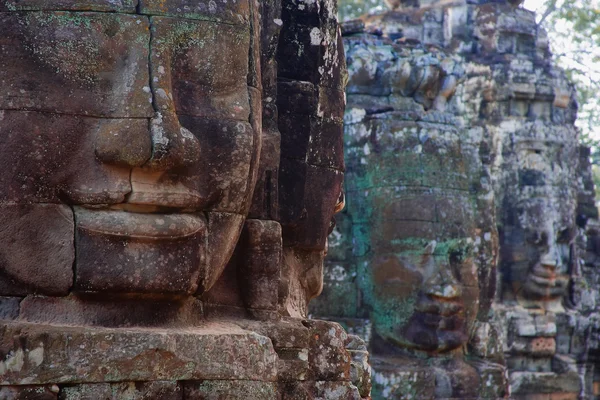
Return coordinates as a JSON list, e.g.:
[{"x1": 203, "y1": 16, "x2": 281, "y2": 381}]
[
  {"x1": 536, "y1": 0, "x2": 600, "y2": 149},
  {"x1": 338, "y1": 0, "x2": 386, "y2": 21}
]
